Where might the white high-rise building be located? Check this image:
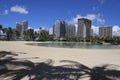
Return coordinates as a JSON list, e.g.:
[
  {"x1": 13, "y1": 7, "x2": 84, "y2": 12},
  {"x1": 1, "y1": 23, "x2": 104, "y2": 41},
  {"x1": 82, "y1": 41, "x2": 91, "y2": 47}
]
[
  {"x1": 99, "y1": 26, "x2": 112, "y2": 38},
  {"x1": 91, "y1": 29, "x2": 93, "y2": 37},
  {"x1": 77, "y1": 18, "x2": 92, "y2": 38},
  {"x1": 53, "y1": 20, "x2": 66, "y2": 39},
  {"x1": 22, "y1": 20, "x2": 28, "y2": 31},
  {"x1": 16, "y1": 22, "x2": 22, "y2": 34},
  {"x1": 66, "y1": 24, "x2": 75, "y2": 37}
]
